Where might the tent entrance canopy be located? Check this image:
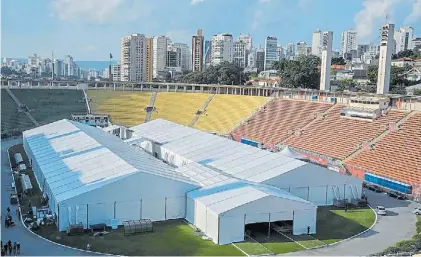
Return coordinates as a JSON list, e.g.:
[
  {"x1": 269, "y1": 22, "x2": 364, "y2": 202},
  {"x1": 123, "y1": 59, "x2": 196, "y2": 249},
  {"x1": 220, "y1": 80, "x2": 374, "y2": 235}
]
[
  {"x1": 280, "y1": 146, "x2": 308, "y2": 160},
  {"x1": 186, "y1": 180, "x2": 317, "y2": 245}
]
